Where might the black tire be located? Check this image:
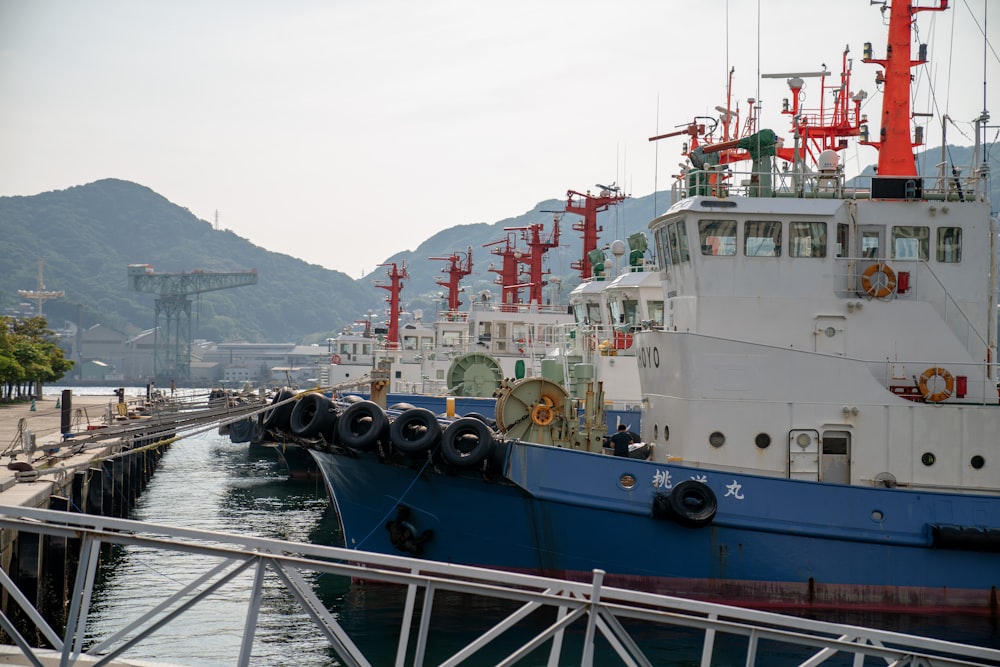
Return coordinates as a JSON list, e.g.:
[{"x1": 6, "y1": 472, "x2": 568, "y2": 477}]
[
  {"x1": 440, "y1": 417, "x2": 494, "y2": 468},
  {"x1": 335, "y1": 400, "x2": 389, "y2": 450},
  {"x1": 389, "y1": 402, "x2": 416, "y2": 412},
  {"x1": 262, "y1": 388, "x2": 295, "y2": 431},
  {"x1": 389, "y1": 408, "x2": 442, "y2": 455},
  {"x1": 343, "y1": 394, "x2": 365, "y2": 404},
  {"x1": 289, "y1": 393, "x2": 337, "y2": 438},
  {"x1": 668, "y1": 480, "x2": 717, "y2": 528},
  {"x1": 463, "y1": 411, "x2": 497, "y2": 430}
]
